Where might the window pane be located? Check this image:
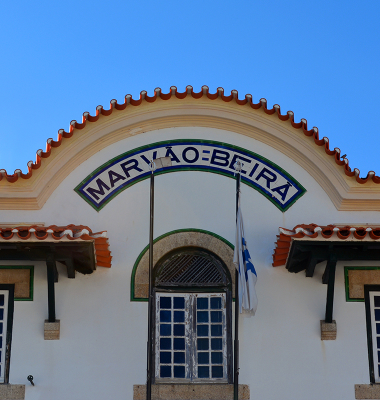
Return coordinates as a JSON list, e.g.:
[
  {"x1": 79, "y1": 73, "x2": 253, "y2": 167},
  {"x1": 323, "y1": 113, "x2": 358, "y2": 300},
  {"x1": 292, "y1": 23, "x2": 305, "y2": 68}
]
[
  {"x1": 211, "y1": 352, "x2": 223, "y2": 364},
  {"x1": 160, "y1": 324, "x2": 171, "y2": 336},
  {"x1": 0, "y1": 309, "x2": 3, "y2": 321},
  {"x1": 197, "y1": 298, "x2": 208, "y2": 309},
  {"x1": 197, "y1": 325, "x2": 208, "y2": 336},
  {"x1": 198, "y1": 366, "x2": 209, "y2": 378},
  {"x1": 375, "y1": 309, "x2": 380, "y2": 322},
  {"x1": 160, "y1": 310, "x2": 171, "y2": 322},
  {"x1": 173, "y1": 324, "x2": 185, "y2": 336},
  {"x1": 210, "y1": 297, "x2": 221, "y2": 309},
  {"x1": 212, "y1": 366, "x2": 223, "y2": 378},
  {"x1": 160, "y1": 297, "x2": 171, "y2": 309},
  {"x1": 211, "y1": 311, "x2": 222, "y2": 323},
  {"x1": 197, "y1": 338, "x2": 209, "y2": 350},
  {"x1": 211, "y1": 325, "x2": 222, "y2": 336},
  {"x1": 0, "y1": 295, "x2": 4, "y2": 307},
  {"x1": 160, "y1": 352, "x2": 171, "y2": 364},
  {"x1": 0, "y1": 323, "x2": 3, "y2": 335},
  {"x1": 198, "y1": 352, "x2": 209, "y2": 364},
  {"x1": 174, "y1": 352, "x2": 185, "y2": 363},
  {"x1": 174, "y1": 297, "x2": 185, "y2": 309},
  {"x1": 174, "y1": 311, "x2": 185, "y2": 323},
  {"x1": 173, "y1": 338, "x2": 185, "y2": 350},
  {"x1": 160, "y1": 338, "x2": 171, "y2": 350},
  {"x1": 174, "y1": 366, "x2": 185, "y2": 378},
  {"x1": 197, "y1": 311, "x2": 208, "y2": 323},
  {"x1": 160, "y1": 366, "x2": 171, "y2": 378},
  {"x1": 375, "y1": 296, "x2": 380, "y2": 307},
  {"x1": 156, "y1": 292, "x2": 227, "y2": 383},
  {"x1": 211, "y1": 338, "x2": 223, "y2": 350}
]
